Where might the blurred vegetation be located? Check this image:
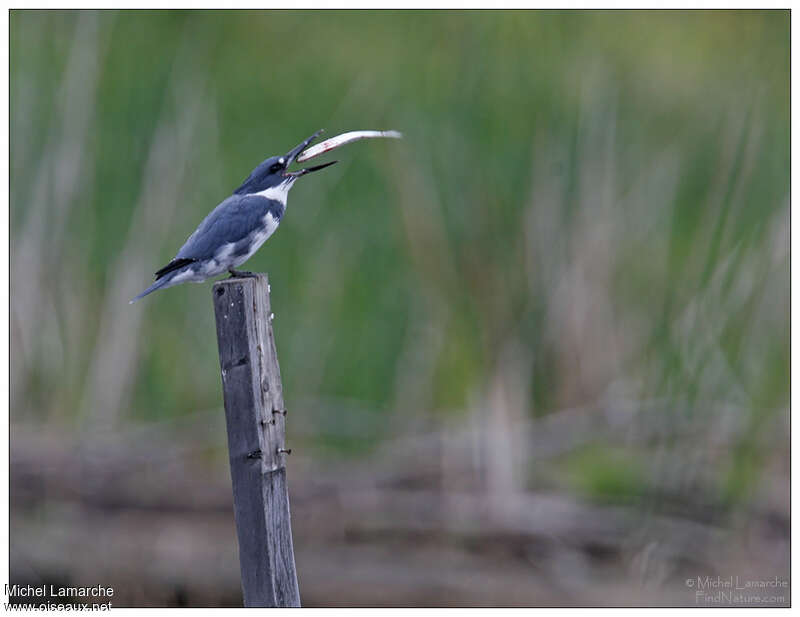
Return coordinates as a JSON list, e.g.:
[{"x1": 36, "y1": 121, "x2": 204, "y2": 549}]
[
  {"x1": 10, "y1": 10, "x2": 789, "y2": 605},
  {"x1": 12, "y1": 7, "x2": 789, "y2": 478}
]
